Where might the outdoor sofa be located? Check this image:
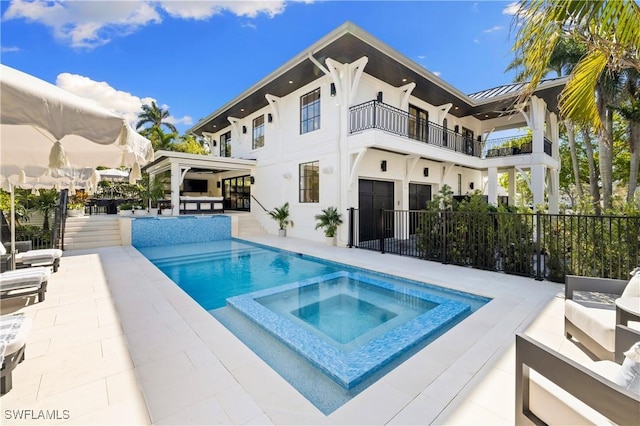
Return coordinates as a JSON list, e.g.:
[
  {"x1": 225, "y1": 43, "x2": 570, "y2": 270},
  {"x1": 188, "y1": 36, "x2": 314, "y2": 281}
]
[
  {"x1": 564, "y1": 270, "x2": 640, "y2": 361},
  {"x1": 515, "y1": 329, "x2": 640, "y2": 425},
  {"x1": 179, "y1": 196, "x2": 224, "y2": 214},
  {"x1": 0, "y1": 312, "x2": 32, "y2": 394}
]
